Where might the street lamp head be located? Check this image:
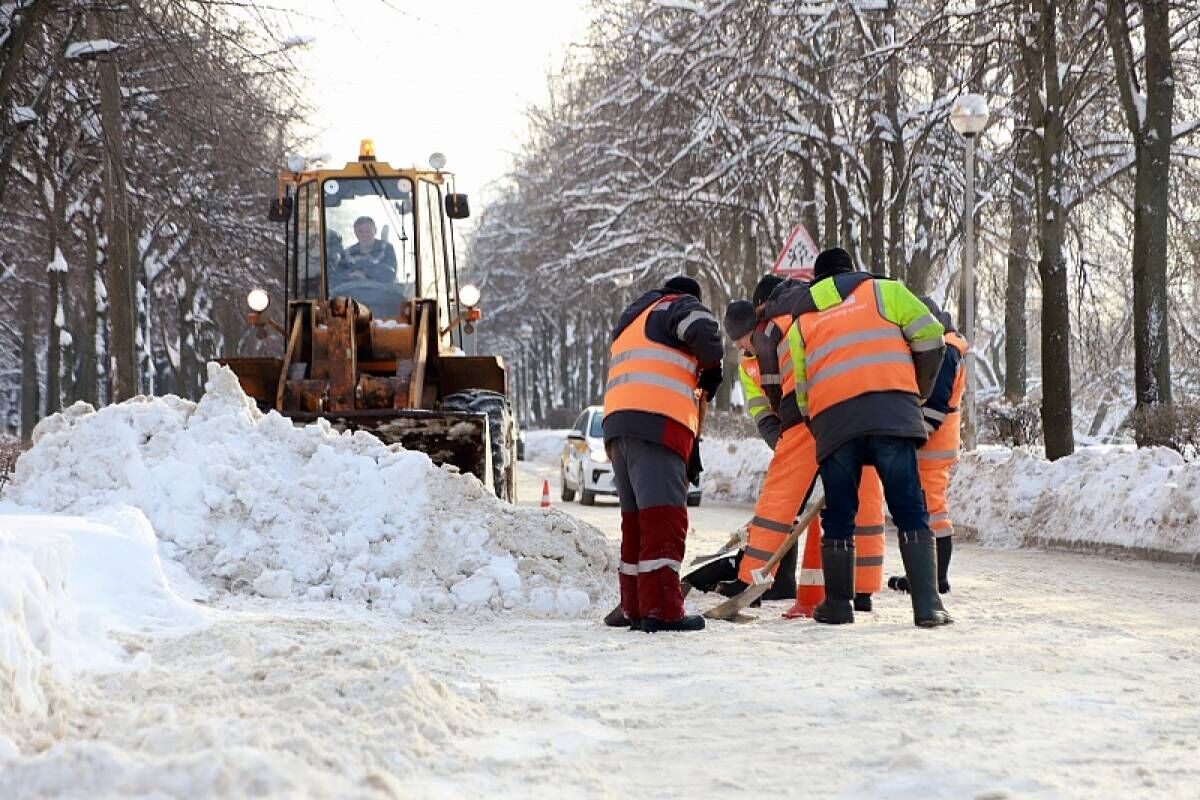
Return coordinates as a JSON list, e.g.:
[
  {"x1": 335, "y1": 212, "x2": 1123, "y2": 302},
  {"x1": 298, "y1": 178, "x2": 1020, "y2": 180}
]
[{"x1": 950, "y1": 93, "x2": 989, "y2": 137}]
